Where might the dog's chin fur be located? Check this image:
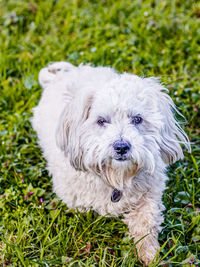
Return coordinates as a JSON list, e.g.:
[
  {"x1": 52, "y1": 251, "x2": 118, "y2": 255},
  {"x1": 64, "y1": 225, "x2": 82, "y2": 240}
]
[
  {"x1": 32, "y1": 62, "x2": 190, "y2": 266},
  {"x1": 104, "y1": 162, "x2": 139, "y2": 189}
]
